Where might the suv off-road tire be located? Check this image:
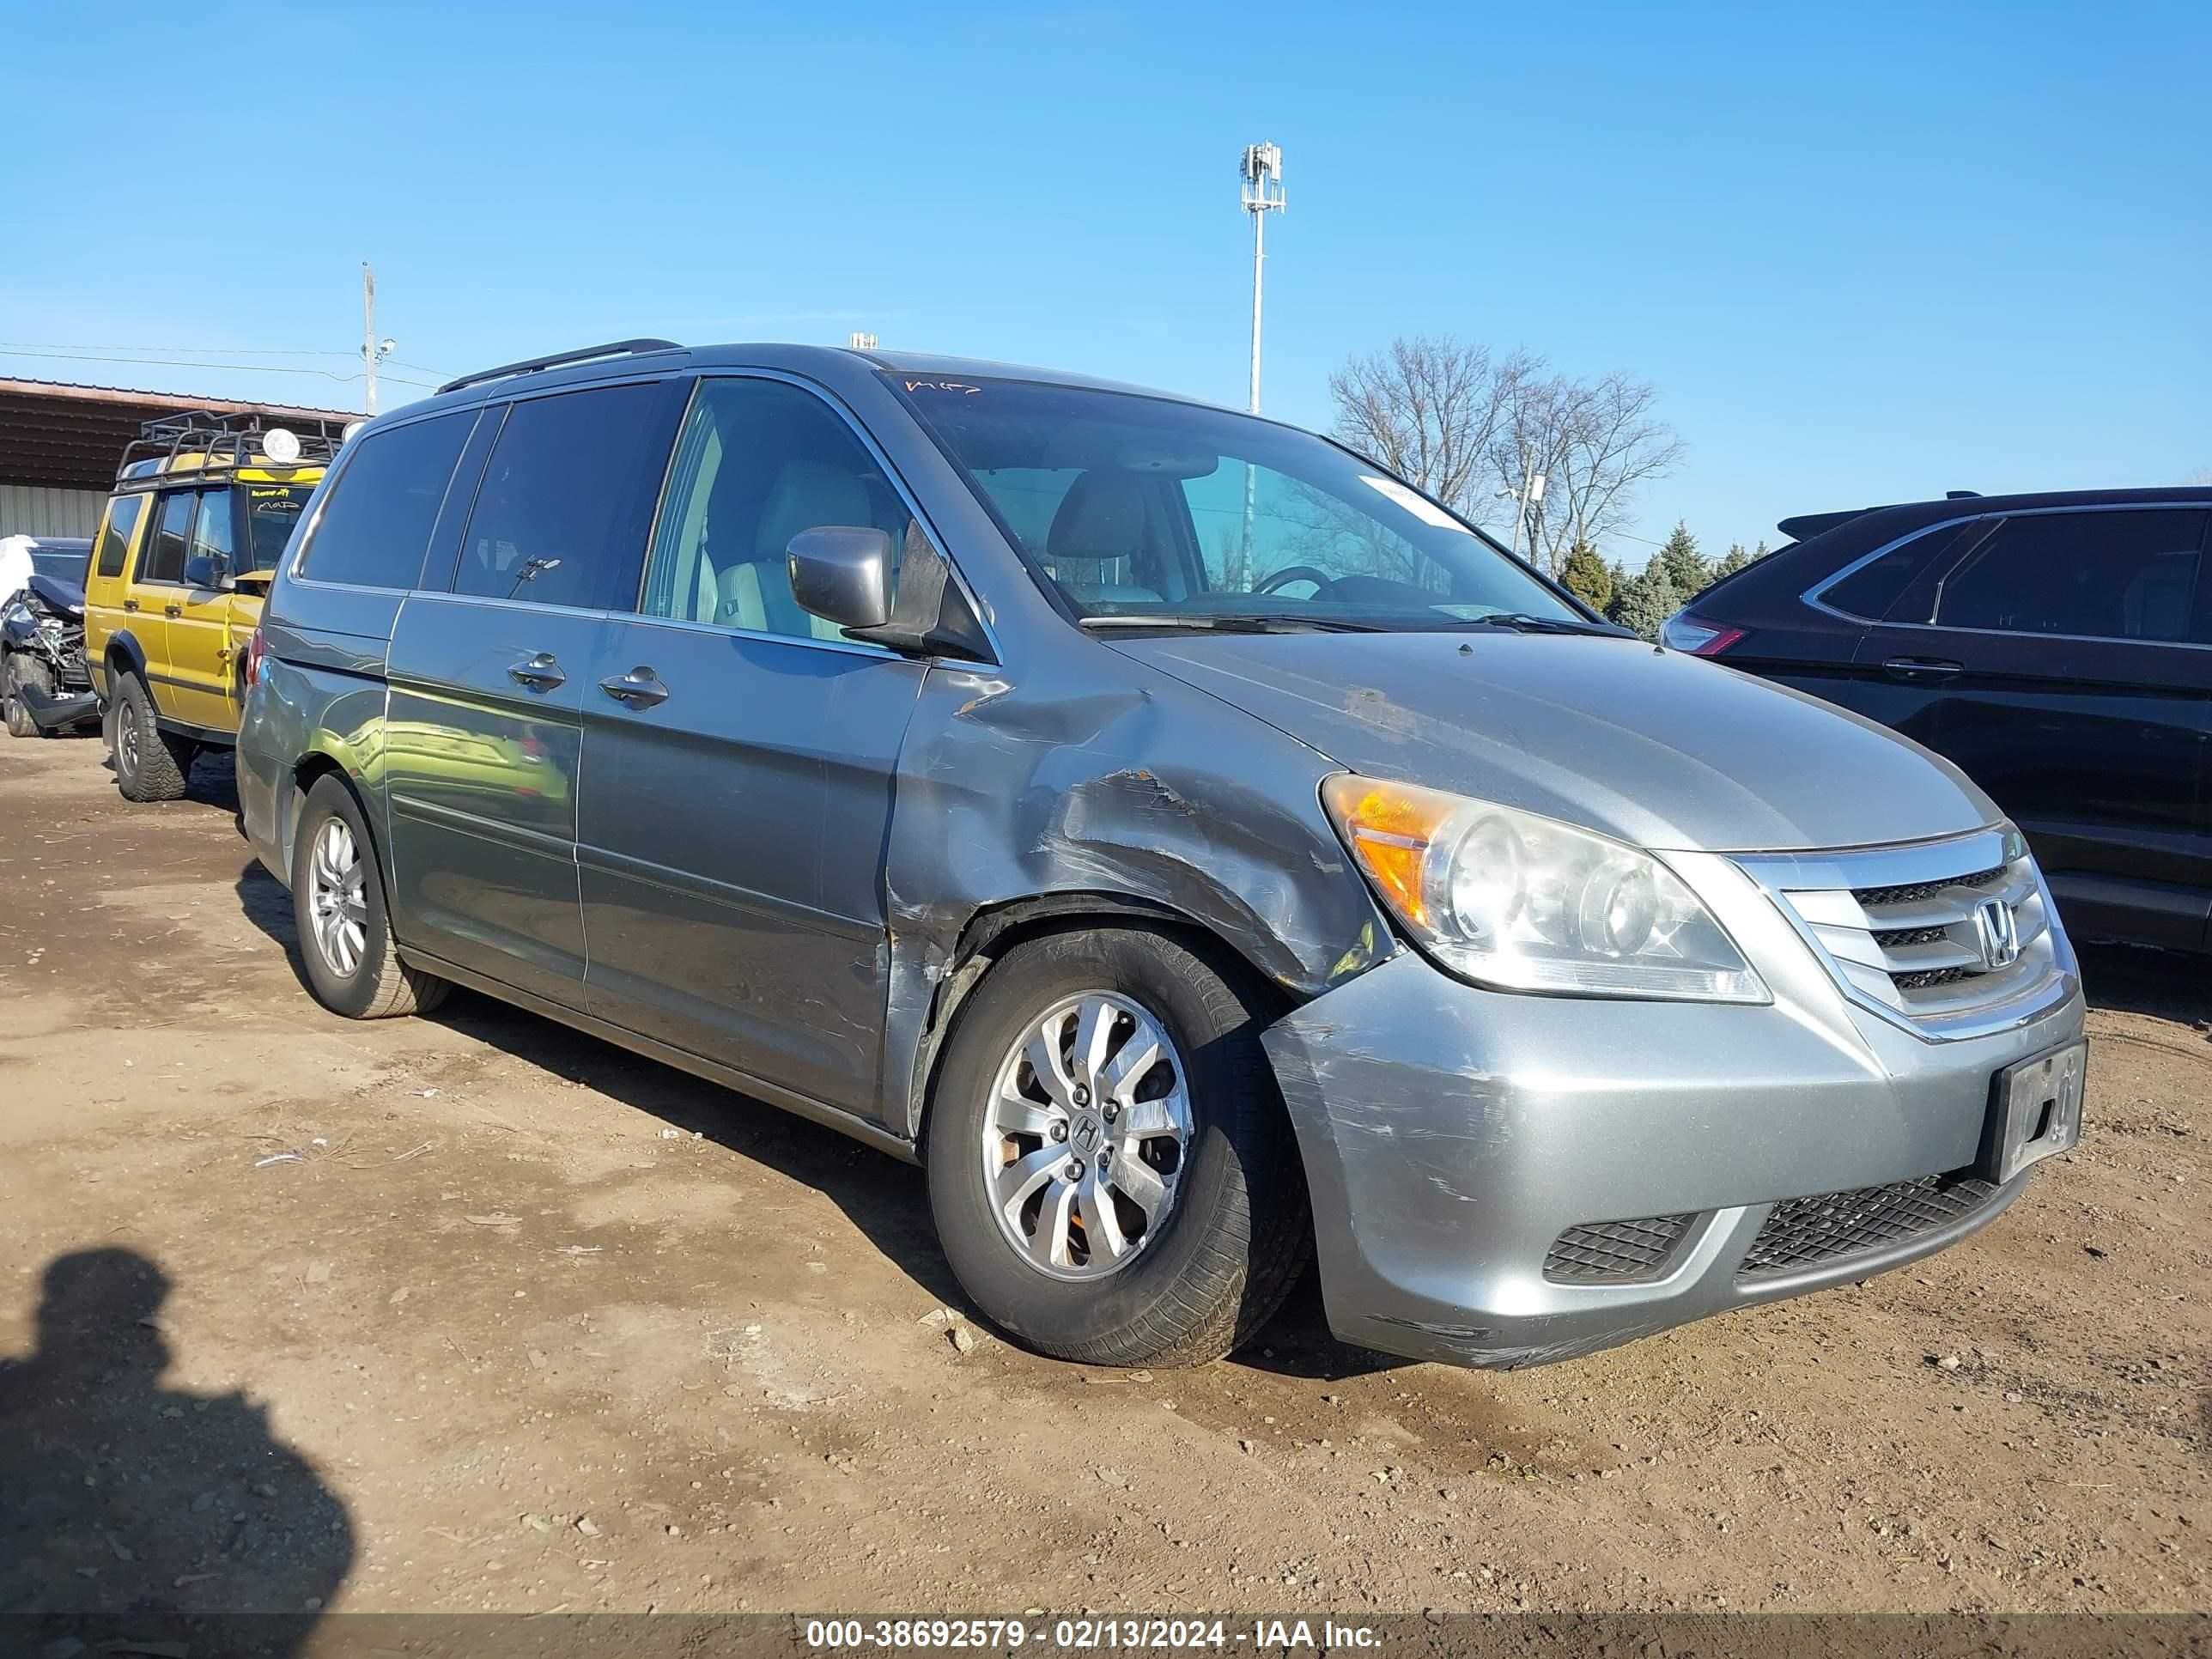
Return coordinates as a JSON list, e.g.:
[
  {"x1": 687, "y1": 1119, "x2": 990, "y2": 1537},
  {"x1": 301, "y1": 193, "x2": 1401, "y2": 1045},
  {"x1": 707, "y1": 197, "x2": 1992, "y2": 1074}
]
[
  {"x1": 291, "y1": 773, "x2": 451, "y2": 1020},
  {"x1": 3, "y1": 653, "x2": 51, "y2": 738},
  {"x1": 112, "y1": 673, "x2": 191, "y2": 800},
  {"x1": 925, "y1": 926, "x2": 1311, "y2": 1368}
]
